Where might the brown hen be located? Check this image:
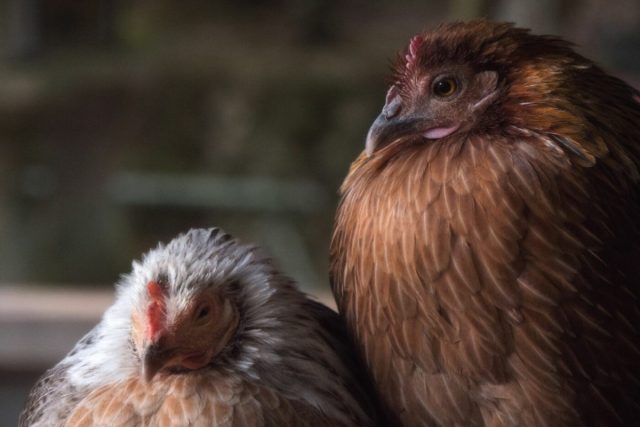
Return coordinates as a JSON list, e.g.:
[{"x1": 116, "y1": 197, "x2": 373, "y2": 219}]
[{"x1": 331, "y1": 21, "x2": 640, "y2": 427}]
